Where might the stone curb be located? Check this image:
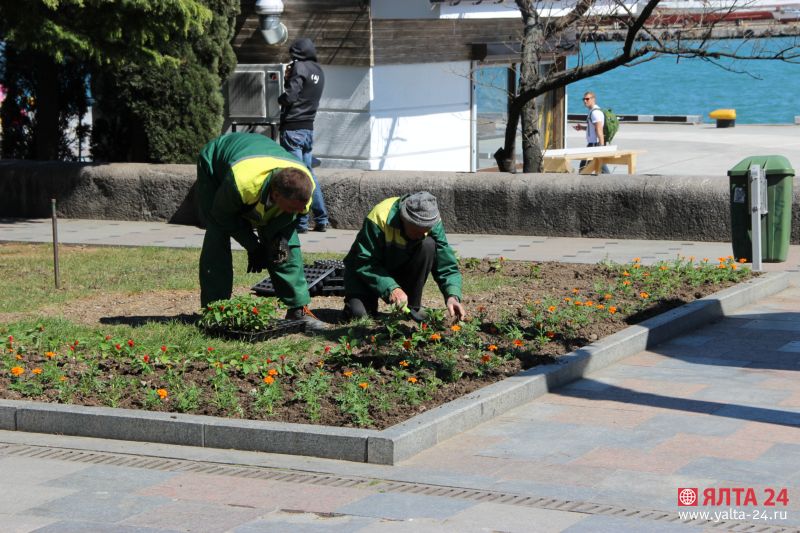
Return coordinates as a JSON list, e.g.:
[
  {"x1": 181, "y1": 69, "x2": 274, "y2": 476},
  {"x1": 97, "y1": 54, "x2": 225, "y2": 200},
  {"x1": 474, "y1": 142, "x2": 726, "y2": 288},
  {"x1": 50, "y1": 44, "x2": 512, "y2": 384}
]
[{"x1": 0, "y1": 272, "x2": 789, "y2": 464}]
